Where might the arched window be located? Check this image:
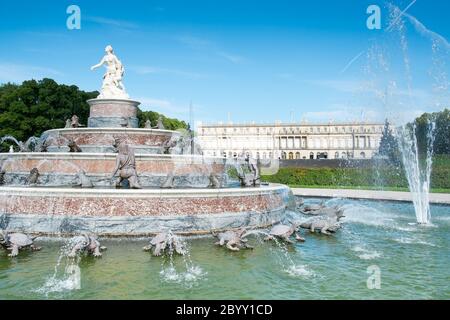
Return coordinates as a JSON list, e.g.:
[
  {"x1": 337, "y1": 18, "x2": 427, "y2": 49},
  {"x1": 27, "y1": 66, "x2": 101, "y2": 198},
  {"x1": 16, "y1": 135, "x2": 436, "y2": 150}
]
[
  {"x1": 288, "y1": 152, "x2": 294, "y2": 160},
  {"x1": 341, "y1": 152, "x2": 347, "y2": 159},
  {"x1": 282, "y1": 152, "x2": 287, "y2": 159},
  {"x1": 295, "y1": 152, "x2": 300, "y2": 159},
  {"x1": 335, "y1": 152, "x2": 339, "y2": 159},
  {"x1": 309, "y1": 152, "x2": 314, "y2": 159},
  {"x1": 360, "y1": 152, "x2": 366, "y2": 158}
]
